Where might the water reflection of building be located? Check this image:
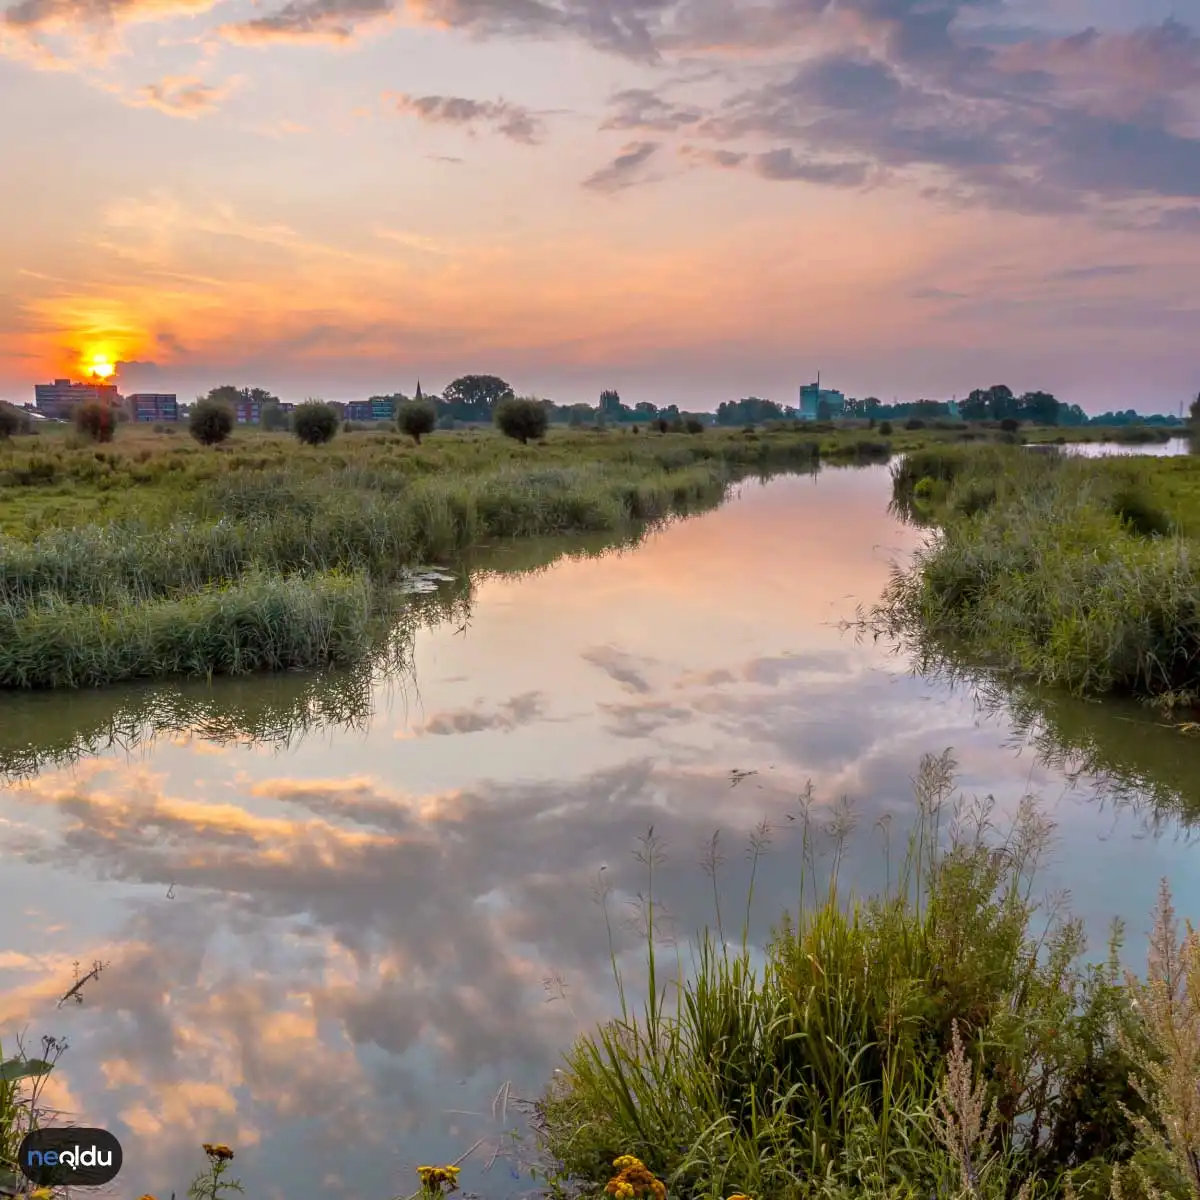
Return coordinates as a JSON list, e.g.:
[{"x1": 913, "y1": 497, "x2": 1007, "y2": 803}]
[
  {"x1": 34, "y1": 379, "x2": 121, "y2": 420},
  {"x1": 128, "y1": 393, "x2": 178, "y2": 422},
  {"x1": 798, "y1": 380, "x2": 846, "y2": 420}
]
